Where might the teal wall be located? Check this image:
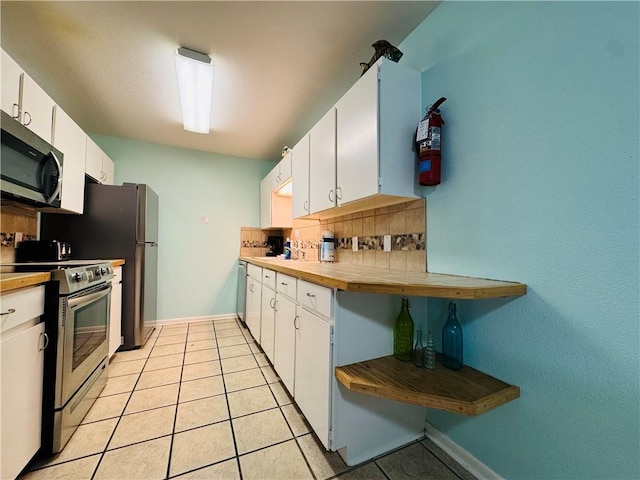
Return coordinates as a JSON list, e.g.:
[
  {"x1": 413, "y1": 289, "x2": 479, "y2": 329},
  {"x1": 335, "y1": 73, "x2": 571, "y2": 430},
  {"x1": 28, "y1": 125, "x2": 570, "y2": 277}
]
[
  {"x1": 401, "y1": 2, "x2": 639, "y2": 479},
  {"x1": 92, "y1": 135, "x2": 274, "y2": 320}
]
